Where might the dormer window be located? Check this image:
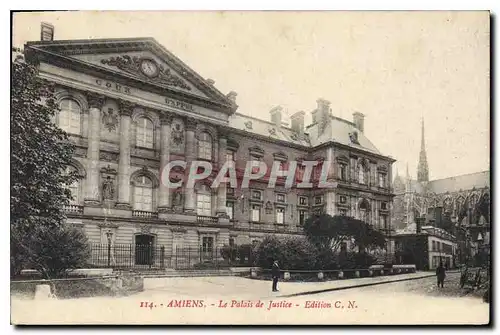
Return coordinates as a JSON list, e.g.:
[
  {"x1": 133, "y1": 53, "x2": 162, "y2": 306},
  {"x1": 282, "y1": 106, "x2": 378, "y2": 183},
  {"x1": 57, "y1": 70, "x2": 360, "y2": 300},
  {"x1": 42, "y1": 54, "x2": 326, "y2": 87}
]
[
  {"x1": 276, "y1": 193, "x2": 286, "y2": 203},
  {"x1": 349, "y1": 131, "x2": 359, "y2": 144}
]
